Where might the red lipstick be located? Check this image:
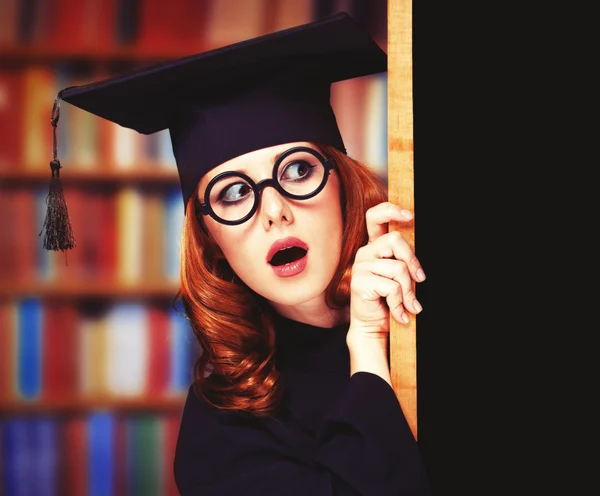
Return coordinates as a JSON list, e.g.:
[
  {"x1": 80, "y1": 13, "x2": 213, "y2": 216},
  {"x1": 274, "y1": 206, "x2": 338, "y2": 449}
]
[{"x1": 267, "y1": 237, "x2": 309, "y2": 278}]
